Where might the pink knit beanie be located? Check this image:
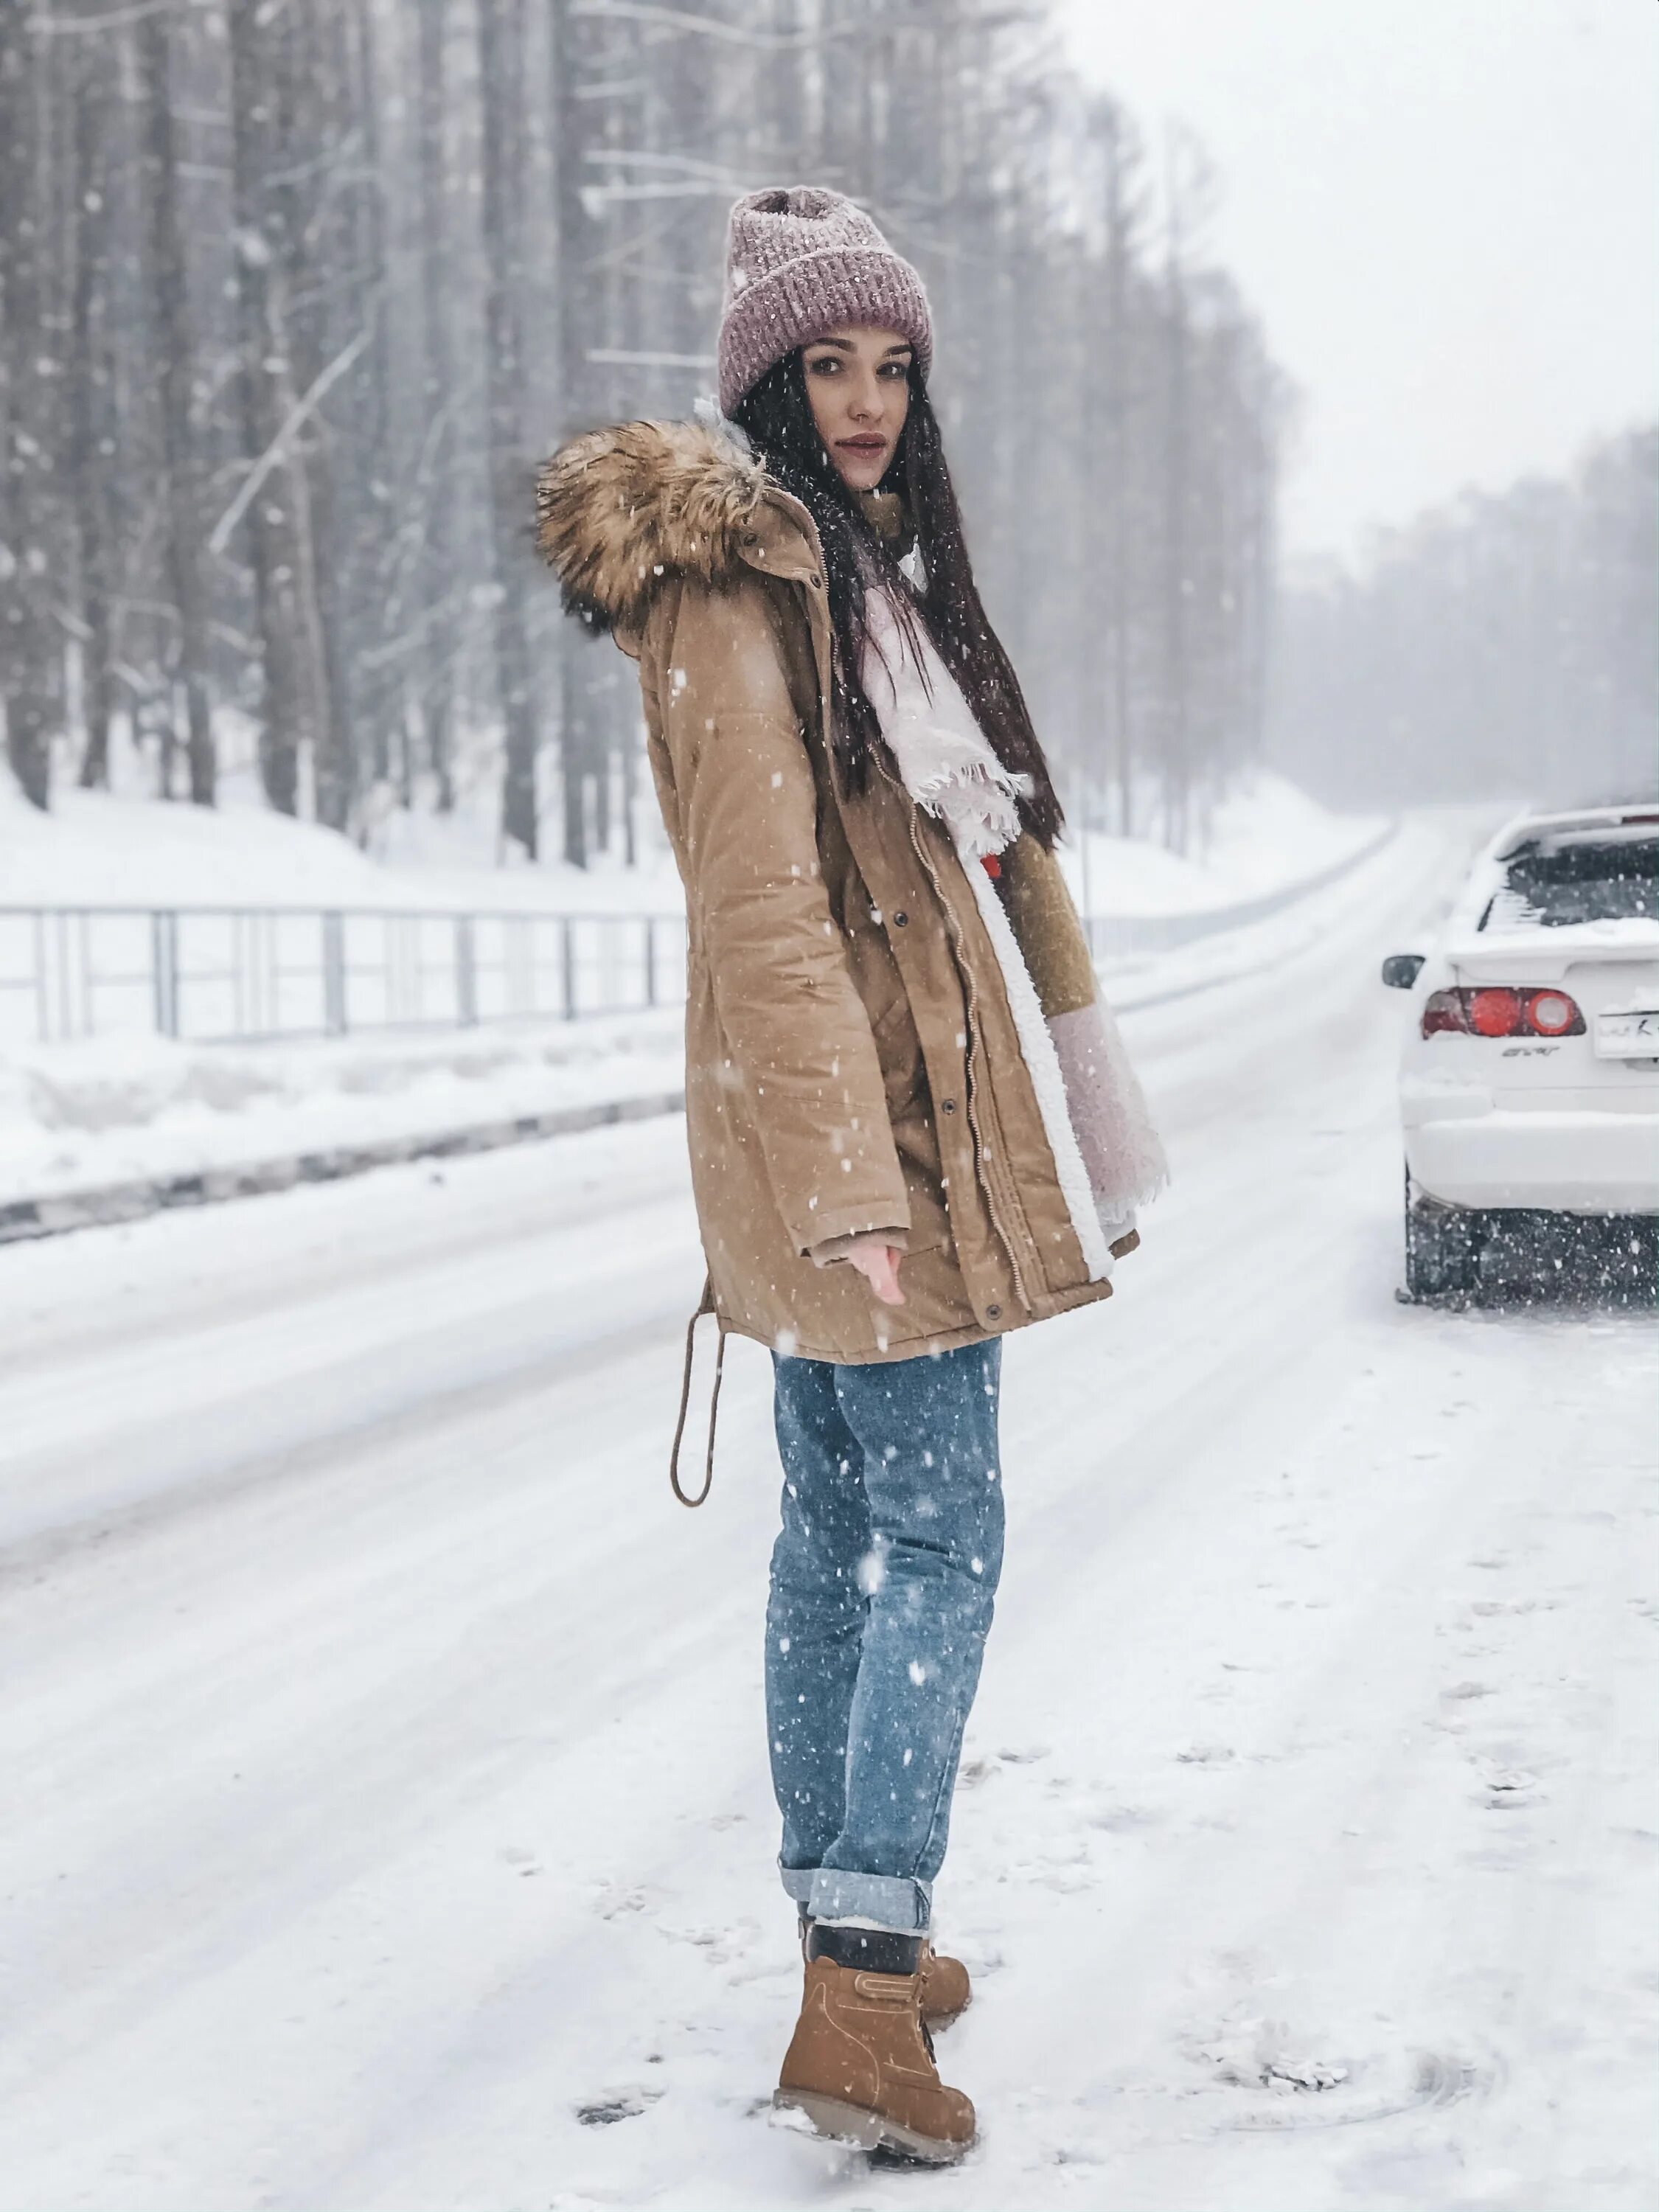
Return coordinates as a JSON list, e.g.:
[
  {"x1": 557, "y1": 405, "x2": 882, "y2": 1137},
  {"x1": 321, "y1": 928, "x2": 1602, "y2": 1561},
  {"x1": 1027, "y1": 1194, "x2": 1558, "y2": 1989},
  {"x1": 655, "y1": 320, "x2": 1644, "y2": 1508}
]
[{"x1": 717, "y1": 187, "x2": 933, "y2": 416}]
